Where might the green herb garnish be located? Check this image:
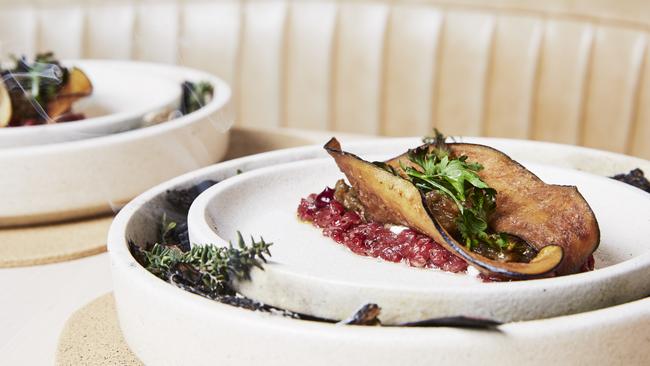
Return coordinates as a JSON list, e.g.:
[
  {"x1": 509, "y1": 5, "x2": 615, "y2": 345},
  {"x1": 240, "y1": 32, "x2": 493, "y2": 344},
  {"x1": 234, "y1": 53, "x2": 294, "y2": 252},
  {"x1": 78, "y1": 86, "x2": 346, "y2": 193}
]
[
  {"x1": 30, "y1": 52, "x2": 64, "y2": 107},
  {"x1": 2, "y1": 52, "x2": 67, "y2": 124},
  {"x1": 402, "y1": 133, "x2": 508, "y2": 251},
  {"x1": 422, "y1": 128, "x2": 452, "y2": 156},
  {"x1": 180, "y1": 80, "x2": 214, "y2": 115},
  {"x1": 141, "y1": 229, "x2": 272, "y2": 297}
]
